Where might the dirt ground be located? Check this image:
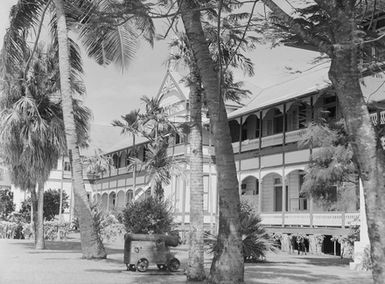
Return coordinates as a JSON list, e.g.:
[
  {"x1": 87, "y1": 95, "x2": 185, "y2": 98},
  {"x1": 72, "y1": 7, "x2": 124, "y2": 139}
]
[{"x1": 0, "y1": 234, "x2": 373, "y2": 284}]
